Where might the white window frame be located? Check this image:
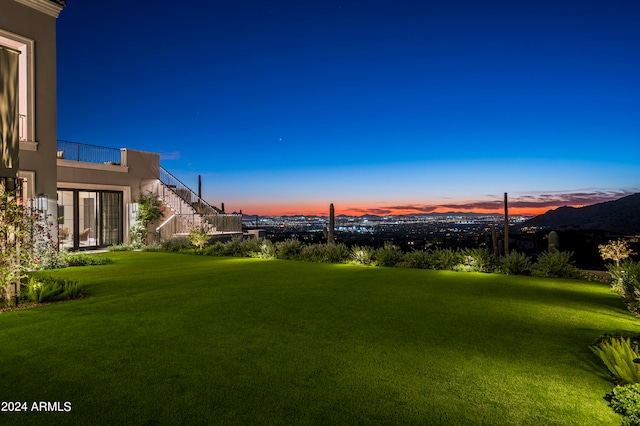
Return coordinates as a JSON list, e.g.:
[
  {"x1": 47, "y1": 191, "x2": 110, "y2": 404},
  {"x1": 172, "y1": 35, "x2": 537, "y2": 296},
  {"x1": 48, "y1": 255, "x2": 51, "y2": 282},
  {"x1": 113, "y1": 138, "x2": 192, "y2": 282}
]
[
  {"x1": 18, "y1": 170, "x2": 36, "y2": 200},
  {"x1": 0, "y1": 29, "x2": 36, "y2": 151}
]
